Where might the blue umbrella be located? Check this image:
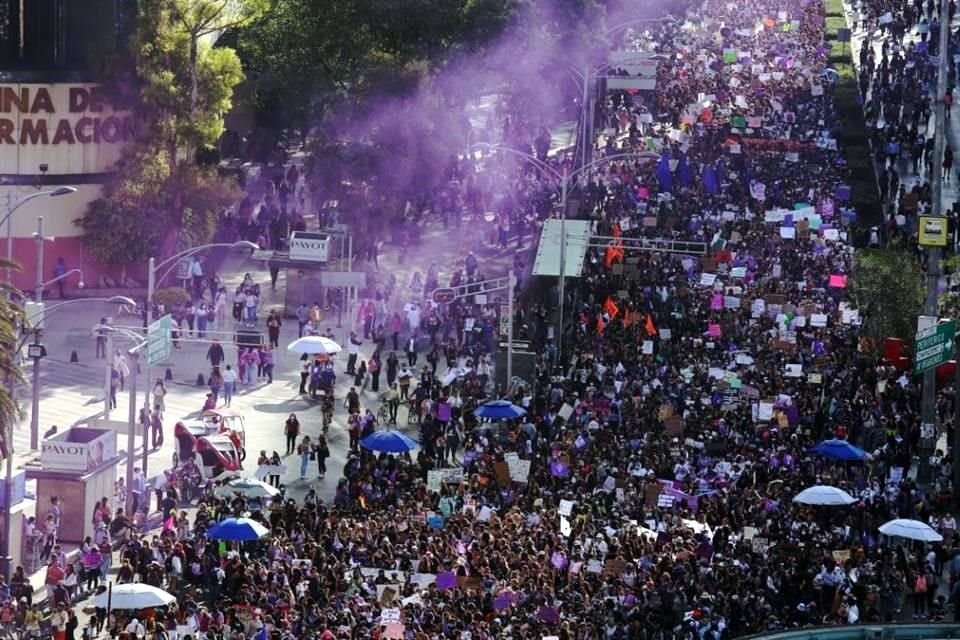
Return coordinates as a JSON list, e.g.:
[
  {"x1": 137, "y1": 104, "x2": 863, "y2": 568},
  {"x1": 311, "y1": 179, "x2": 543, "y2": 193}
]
[
  {"x1": 360, "y1": 430, "x2": 419, "y2": 453},
  {"x1": 206, "y1": 517, "x2": 270, "y2": 541},
  {"x1": 809, "y1": 439, "x2": 865, "y2": 461},
  {"x1": 474, "y1": 400, "x2": 527, "y2": 420}
]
